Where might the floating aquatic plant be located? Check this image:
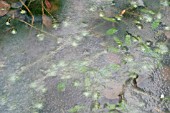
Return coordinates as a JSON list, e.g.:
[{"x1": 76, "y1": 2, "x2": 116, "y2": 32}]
[
  {"x1": 57, "y1": 82, "x2": 66, "y2": 92},
  {"x1": 68, "y1": 105, "x2": 84, "y2": 113},
  {"x1": 106, "y1": 28, "x2": 118, "y2": 35},
  {"x1": 151, "y1": 19, "x2": 160, "y2": 29}
]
